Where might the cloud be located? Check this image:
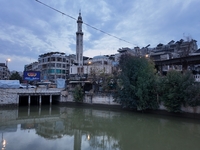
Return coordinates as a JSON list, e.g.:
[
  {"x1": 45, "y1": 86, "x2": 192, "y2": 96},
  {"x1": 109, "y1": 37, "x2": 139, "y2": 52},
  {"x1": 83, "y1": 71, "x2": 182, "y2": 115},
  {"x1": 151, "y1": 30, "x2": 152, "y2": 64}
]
[
  {"x1": 0, "y1": 0, "x2": 200, "y2": 72},
  {"x1": 0, "y1": 53, "x2": 37, "y2": 72},
  {"x1": 0, "y1": 24, "x2": 50, "y2": 53},
  {"x1": 84, "y1": 35, "x2": 132, "y2": 58}
]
